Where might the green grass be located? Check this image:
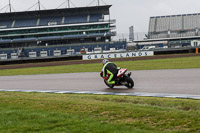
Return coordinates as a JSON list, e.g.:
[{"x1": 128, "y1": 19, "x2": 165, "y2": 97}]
[
  {"x1": 1, "y1": 56, "x2": 200, "y2": 132},
  {"x1": 1, "y1": 56, "x2": 200, "y2": 76},
  {"x1": 0, "y1": 92, "x2": 200, "y2": 133}
]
